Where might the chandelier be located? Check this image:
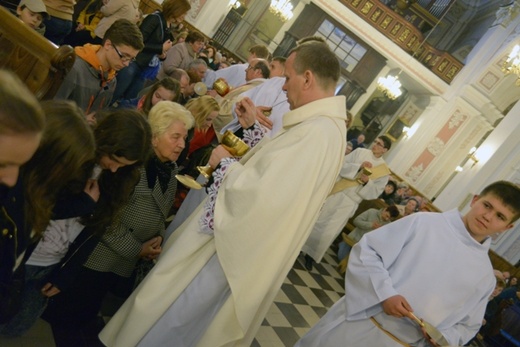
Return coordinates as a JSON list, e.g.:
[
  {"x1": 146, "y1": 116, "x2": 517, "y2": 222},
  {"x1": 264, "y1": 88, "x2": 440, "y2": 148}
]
[
  {"x1": 377, "y1": 0, "x2": 456, "y2": 100},
  {"x1": 270, "y1": 0, "x2": 294, "y2": 22},
  {"x1": 229, "y1": 0, "x2": 241, "y2": 9},
  {"x1": 502, "y1": 44, "x2": 520, "y2": 86},
  {"x1": 377, "y1": 74, "x2": 402, "y2": 100}
]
